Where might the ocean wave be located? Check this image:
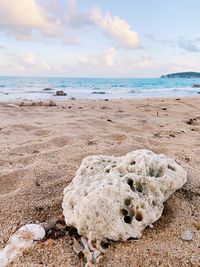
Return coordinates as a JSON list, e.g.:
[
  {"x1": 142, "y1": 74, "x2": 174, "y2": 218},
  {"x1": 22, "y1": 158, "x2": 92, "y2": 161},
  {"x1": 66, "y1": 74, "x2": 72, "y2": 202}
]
[{"x1": 0, "y1": 77, "x2": 200, "y2": 100}]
